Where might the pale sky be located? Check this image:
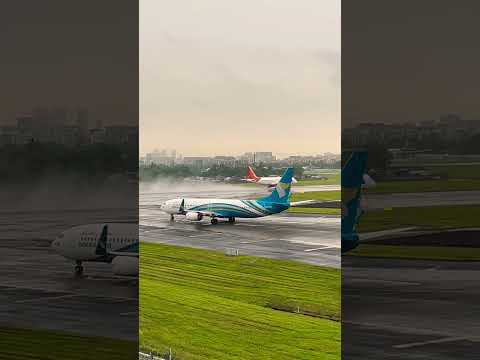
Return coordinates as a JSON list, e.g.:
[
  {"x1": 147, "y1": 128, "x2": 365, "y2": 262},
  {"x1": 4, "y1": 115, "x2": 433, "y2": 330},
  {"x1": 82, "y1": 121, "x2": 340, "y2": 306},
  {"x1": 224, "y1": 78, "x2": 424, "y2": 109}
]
[{"x1": 140, "y1": 0, "x2": 340, "y2": 157}]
